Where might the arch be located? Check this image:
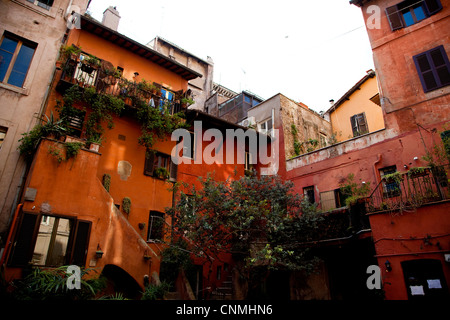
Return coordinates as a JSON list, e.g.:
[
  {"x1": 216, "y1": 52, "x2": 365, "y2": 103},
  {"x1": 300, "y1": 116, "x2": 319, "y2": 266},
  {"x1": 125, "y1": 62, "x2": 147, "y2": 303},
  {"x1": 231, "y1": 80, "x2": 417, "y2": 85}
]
[{"x1": 101, "y1": 264, "x2": 143, "y2": 299}]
